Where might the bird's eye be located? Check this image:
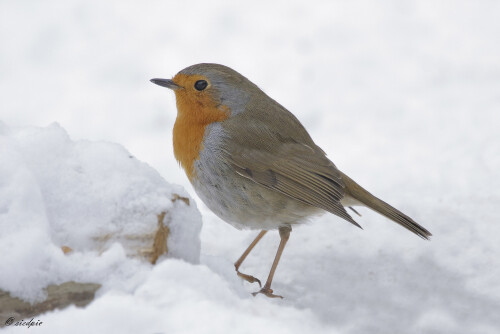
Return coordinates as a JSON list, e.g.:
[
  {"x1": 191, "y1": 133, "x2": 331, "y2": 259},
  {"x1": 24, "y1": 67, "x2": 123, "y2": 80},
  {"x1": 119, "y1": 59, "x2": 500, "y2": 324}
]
[{"x1": 194, "y1": 80, "x2": 208, "y2": 91}]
